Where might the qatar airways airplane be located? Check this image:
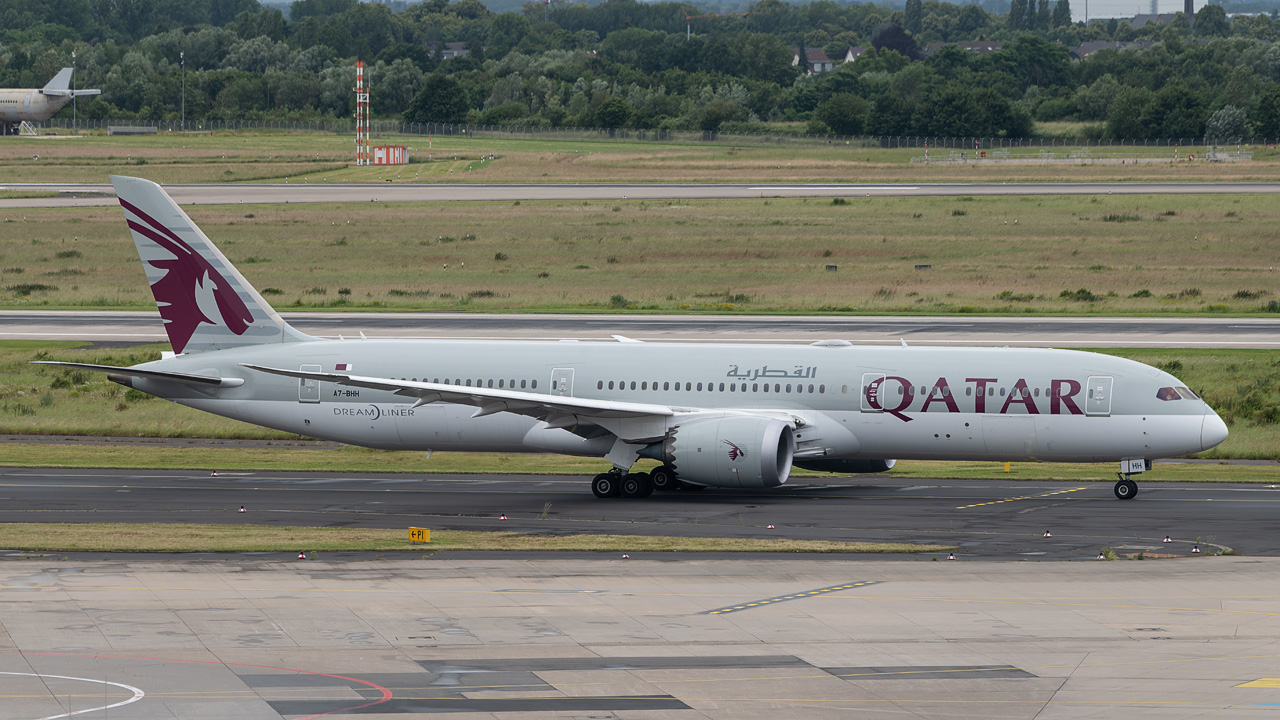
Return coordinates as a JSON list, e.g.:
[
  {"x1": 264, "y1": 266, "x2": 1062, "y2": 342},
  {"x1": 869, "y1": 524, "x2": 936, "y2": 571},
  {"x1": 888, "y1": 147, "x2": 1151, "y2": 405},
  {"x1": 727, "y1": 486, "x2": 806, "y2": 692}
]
[{"x1": 39, "y1": 176, "x2": 1228, "y2": 500}]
